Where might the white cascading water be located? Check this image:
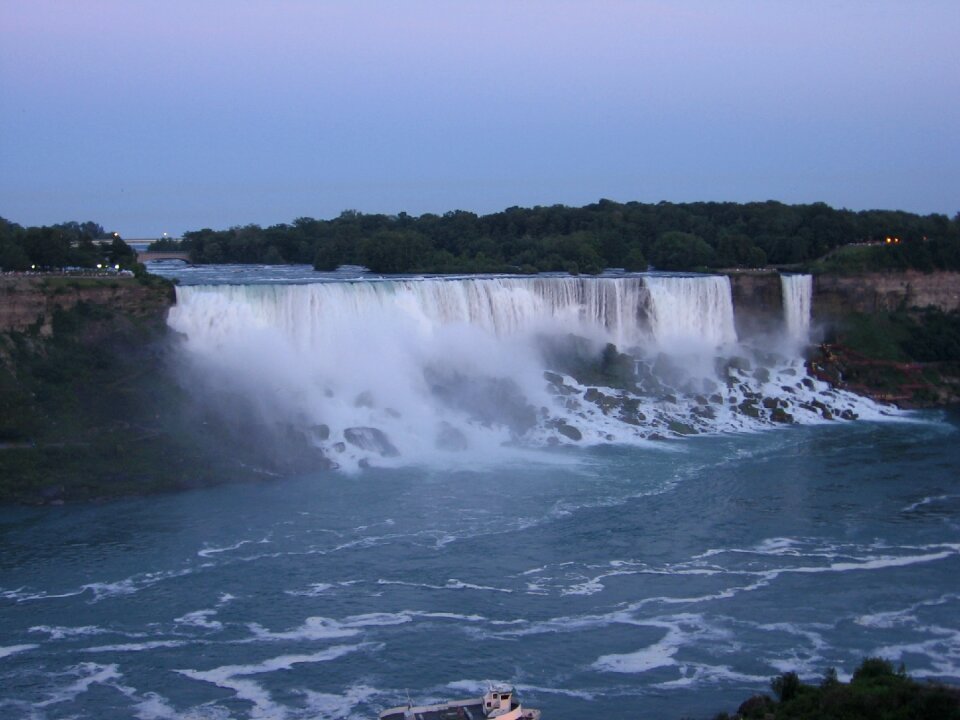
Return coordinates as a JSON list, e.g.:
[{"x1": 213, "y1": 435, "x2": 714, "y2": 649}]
[
  {"x1": 781, "y1": 273, "x2": 813, "y2": 345},
  {"x1": 644, "y1": 275, "x2": 738, "y2": 348},
  {"x1": 168, "y1": 274, "x2": 892, "y2": 469}
]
